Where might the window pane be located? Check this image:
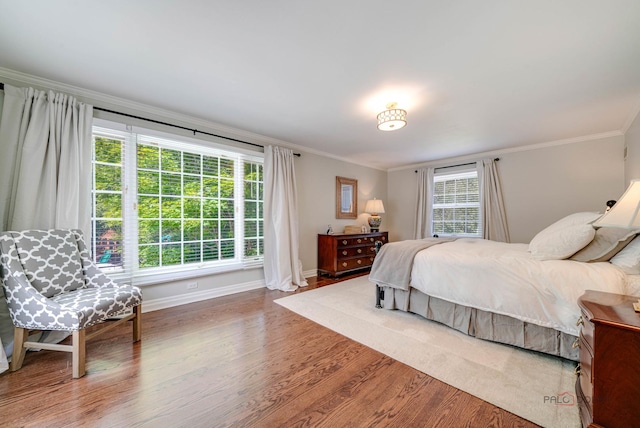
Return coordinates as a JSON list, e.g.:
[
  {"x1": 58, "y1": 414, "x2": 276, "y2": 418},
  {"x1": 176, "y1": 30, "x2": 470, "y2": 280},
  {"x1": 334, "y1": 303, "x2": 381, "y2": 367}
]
[
  {"x1": 184, "y1": 242, "x2": 202, "y2": 263},
  {"x1": 137, "y1": 145, "x2": 159, "y2": 169},
  {"x1": 184, "y1": 175, "x2": 201, "y2": 196},
  {"x1": 138, "y1": 170, "x2": 160, "y2": 194},
  {"x1": 161, "y1": 220, "x2": 182, "y2": 242},
  {"x1": 203, "y1": 177, "x2": 219, "y2": 197},
  {"x1": 161, "y1": 172, "x2": 181, "y2": 195},
  {"x1": 95, "y1": 137, "x2": 122, "y2": 164},
  {"x1": 203, "y1": 220, "x2": 218, "y2": 240},
  {"x1": 95, "y1": 164, "x2": 121, "y2": 191},
  {"x1": 203, "y1": 156, "x2": 219, "y2": 176},
  {"x1": 138, "y1": 196, "x2": 159, "y2": 218},
  {"x1": 184, "y1": 220, "x2": 201, "y2": 241},
  {"x1": 183, "y1": 152, "x2": 201, "y2": 174},
  {"x1": 161, "y1": 197, "x2": 182, "y2": 218},
  {"x1": 219, "y1": 178, "x2": 234, "y2": 198},
  {"x1": 184, "y1": 198, "x2": 201, "y2": 218},
  {"x1": 161, "y1": 148, "x2": 182, "y2": 172},
  {"x1": 95, "y1": 193, "x2": 122, "y2": 218},
  {"x1": 139, "y1": 244, "x2": 159, "y2": 268},
  {"x1": 139, "y1": 220, "x2": 160, "y2": 244},
  {"x1": 162, "y1": 243, "x2": 182, "y2": 265}
]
